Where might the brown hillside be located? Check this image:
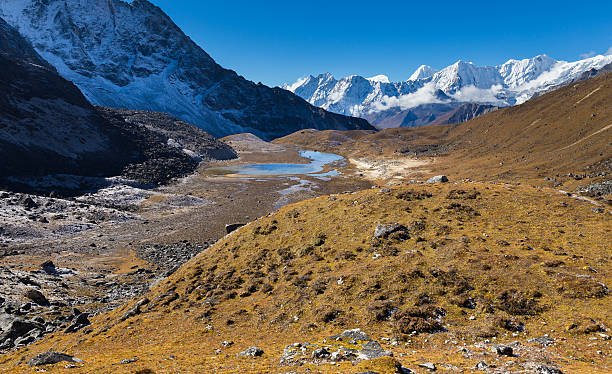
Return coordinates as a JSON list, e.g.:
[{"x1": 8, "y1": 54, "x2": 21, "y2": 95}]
[
  {"x1": 1, "y1": 183, "x2": 609, "y2": 373},
  {"x1": 275, "y1": 72, "x2": 612, "y2": 188}
]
